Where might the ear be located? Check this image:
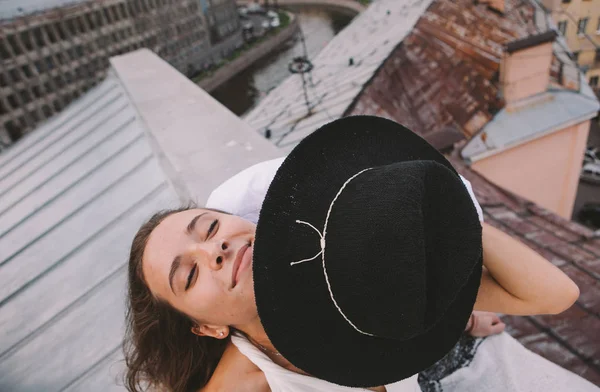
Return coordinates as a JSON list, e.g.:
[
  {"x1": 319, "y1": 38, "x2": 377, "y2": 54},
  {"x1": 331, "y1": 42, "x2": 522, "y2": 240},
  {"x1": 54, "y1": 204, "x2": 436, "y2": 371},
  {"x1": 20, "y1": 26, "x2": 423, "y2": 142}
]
[{"x1": 191, "y1": 324, "x2": 230, "y2": 339}]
